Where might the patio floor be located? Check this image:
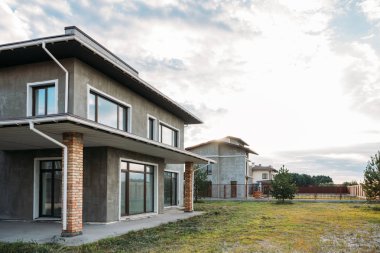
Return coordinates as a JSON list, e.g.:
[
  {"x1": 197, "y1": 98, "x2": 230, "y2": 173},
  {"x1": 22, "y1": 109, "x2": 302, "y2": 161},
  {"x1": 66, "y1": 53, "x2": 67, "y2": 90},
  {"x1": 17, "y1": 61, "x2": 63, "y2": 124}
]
[{"x1": 0, "y1": 208, "x2": 203, "y2": 246}]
